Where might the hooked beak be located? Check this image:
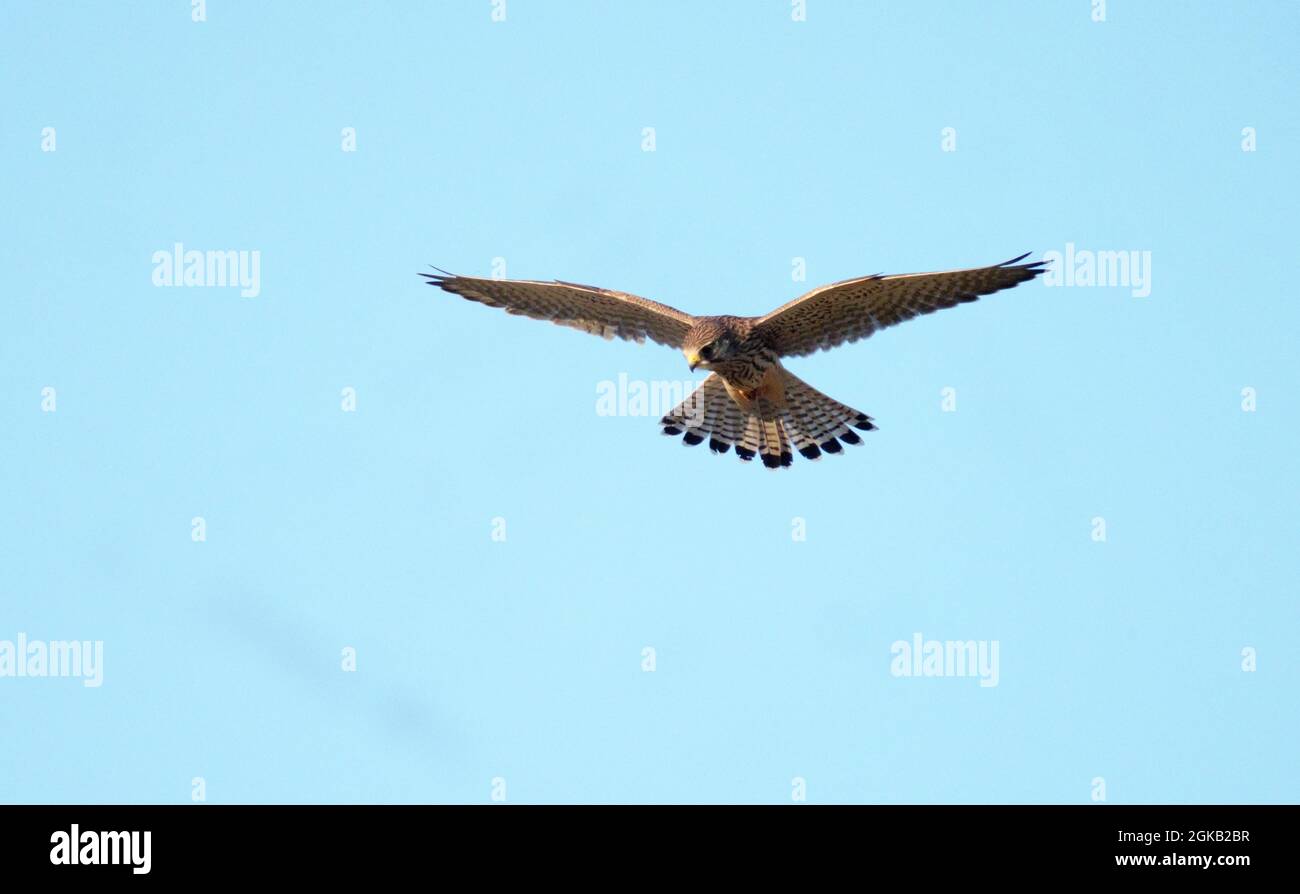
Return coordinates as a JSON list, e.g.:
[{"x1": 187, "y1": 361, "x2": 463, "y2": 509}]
[{"x1": 685, "y1": 350, "x2": 700, "y2": 372}]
